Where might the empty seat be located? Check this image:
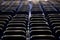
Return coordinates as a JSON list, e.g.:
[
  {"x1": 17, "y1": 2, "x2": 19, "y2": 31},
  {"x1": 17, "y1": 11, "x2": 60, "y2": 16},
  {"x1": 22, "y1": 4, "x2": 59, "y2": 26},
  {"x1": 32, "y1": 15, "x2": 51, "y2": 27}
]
[
  {"x1": 6, "y1": 27, "x2": 26, "y2": 31},
  {"x1": 0, "y1": 21, "x2": 6, "y2": 25},
  {"x1": 30, "y1": 23, "x2": 48, "y2": 27},
  {"x1": 9, "y1": 21, "x2": 26, "y2": 24},
  {"x1": 30, "y1": 35, "x2": 55, "y2": 40},
  {"x1": 4, "y1": 30, "x2": 26, "y2": 35},
  {"x1": 12, "y1": 18, "x2": 27, "y2": 21},
  {"x1": 7, "y1": 23, "x2": 26, "y2": 27},
  {"x1": 30, "y1": 26, "x2": 50, "y2": 30},
  {"x1": 2, "y1": 35, "x2": 26, "y2": 40},
  {"x1": 30, "y1": 30, "x2": 52, "y2": 35}
]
